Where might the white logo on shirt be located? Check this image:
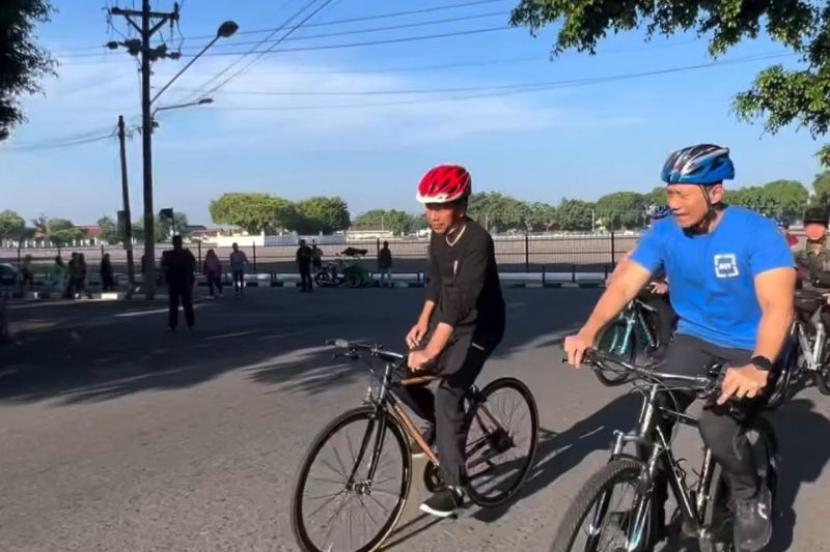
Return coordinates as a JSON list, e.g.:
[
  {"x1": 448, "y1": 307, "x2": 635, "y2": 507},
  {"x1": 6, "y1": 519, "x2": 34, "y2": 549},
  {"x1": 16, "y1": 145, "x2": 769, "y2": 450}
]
[{"x1": 713, "y1": 253, "x2": 740, "y2": 278}]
